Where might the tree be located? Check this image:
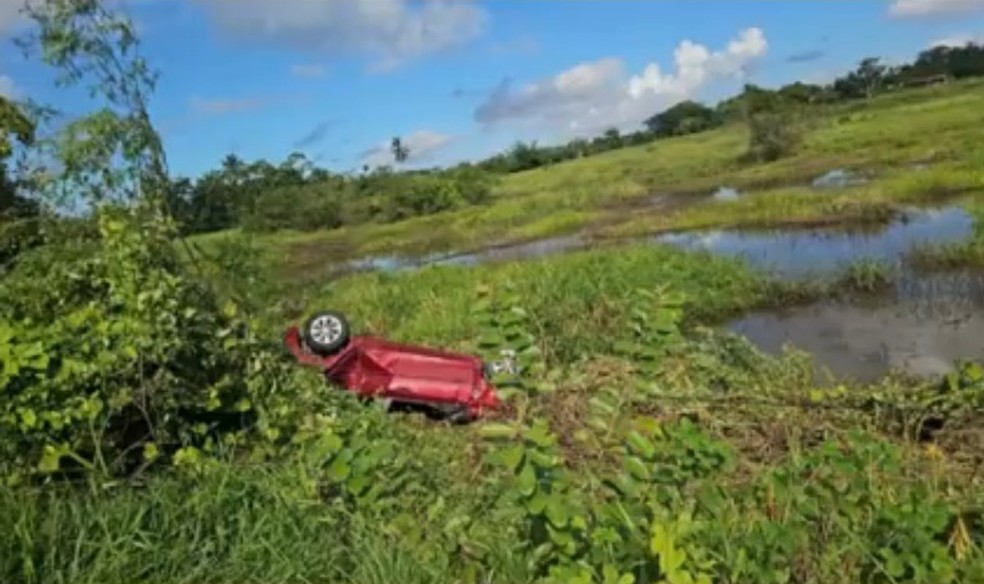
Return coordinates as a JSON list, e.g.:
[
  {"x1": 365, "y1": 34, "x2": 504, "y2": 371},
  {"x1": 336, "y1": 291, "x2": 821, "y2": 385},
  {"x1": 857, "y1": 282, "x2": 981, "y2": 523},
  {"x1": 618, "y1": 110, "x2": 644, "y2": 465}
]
[
  {"x1": 506, "y1": 140, "x2": 543, "y2": 172},
  {"x1": 1, "y1": 96, "x2": 38, "y2": 219},
  {"x1": 644, "y1": 100, "x2": 720, "y2": 138},
  {"x1": 857, "y1": 57, "x2": 887, "y2": 99},
  {"x1": 776, "y1": 82, "x2": 828, "y2": 105},
  {"x1": 603, "y1": 127, "x2": 622, "y2": 149},
  {"x1": 391, "y1": 136, "x2": 409, "y2": 164},
  {"x1": 566, "y1": 138, "x2": 589, "y2": 158}
]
